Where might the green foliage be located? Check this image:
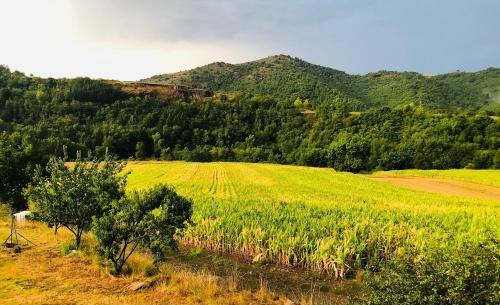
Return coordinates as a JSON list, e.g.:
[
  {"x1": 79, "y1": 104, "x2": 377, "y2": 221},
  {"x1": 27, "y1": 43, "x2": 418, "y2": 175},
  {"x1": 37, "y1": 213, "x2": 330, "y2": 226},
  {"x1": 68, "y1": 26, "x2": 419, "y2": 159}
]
[
  {"x1": 145, "y1": 55, "x2": 499, "y2": 112},
  {"x1": 356, "y1": 239, "x2": 500, "y2": 305},
  {"x1": 25, "y1": 151, "x2": 127, "y2": 247},
  {"x1": 135, "y1": 141, "x2": 146, "y2": 160},
  {"x1": 92, "y1": 184, "x2": 192, "y2": 274},
  {"x1": 0, "y1": 131, "x2": 46, "y2": 211},
  {"x1": 60, "y1": 240, "x2": 78, "y2": 256},
  {"x1": 0, "y1": 65, "x2": 499, "y2": 173},
  {"x1": 436, "y1": 67, "x2": 500, "y2": 113}
]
